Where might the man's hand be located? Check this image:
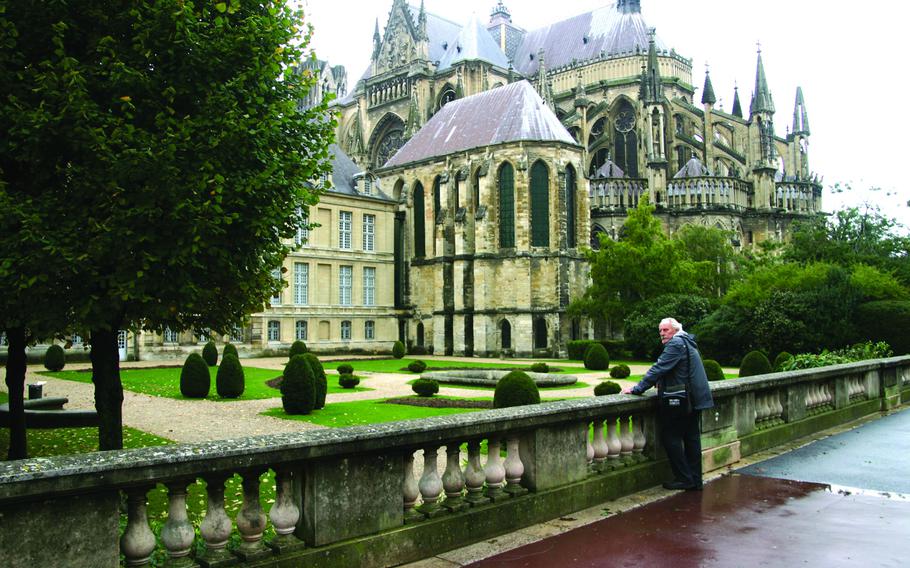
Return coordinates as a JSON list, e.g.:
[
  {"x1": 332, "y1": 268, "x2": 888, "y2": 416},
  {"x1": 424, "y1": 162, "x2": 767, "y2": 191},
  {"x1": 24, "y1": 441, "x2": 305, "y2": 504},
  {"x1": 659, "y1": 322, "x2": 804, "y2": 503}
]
[{"x1": 621, "y1": 386, "x2": 636, "y2": 395}]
